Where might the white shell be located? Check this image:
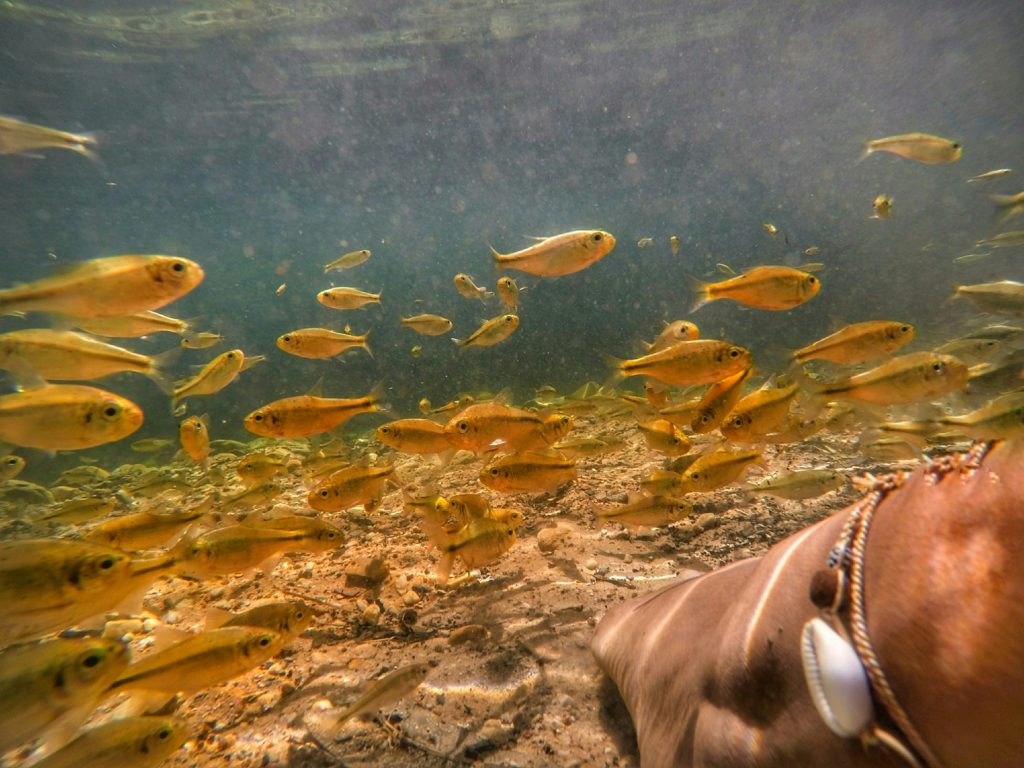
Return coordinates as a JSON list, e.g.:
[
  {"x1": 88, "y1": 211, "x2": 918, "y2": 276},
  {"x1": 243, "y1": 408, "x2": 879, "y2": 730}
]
[{"x1": 801, "y1": 618, "x2": 874, "y2": 737}]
